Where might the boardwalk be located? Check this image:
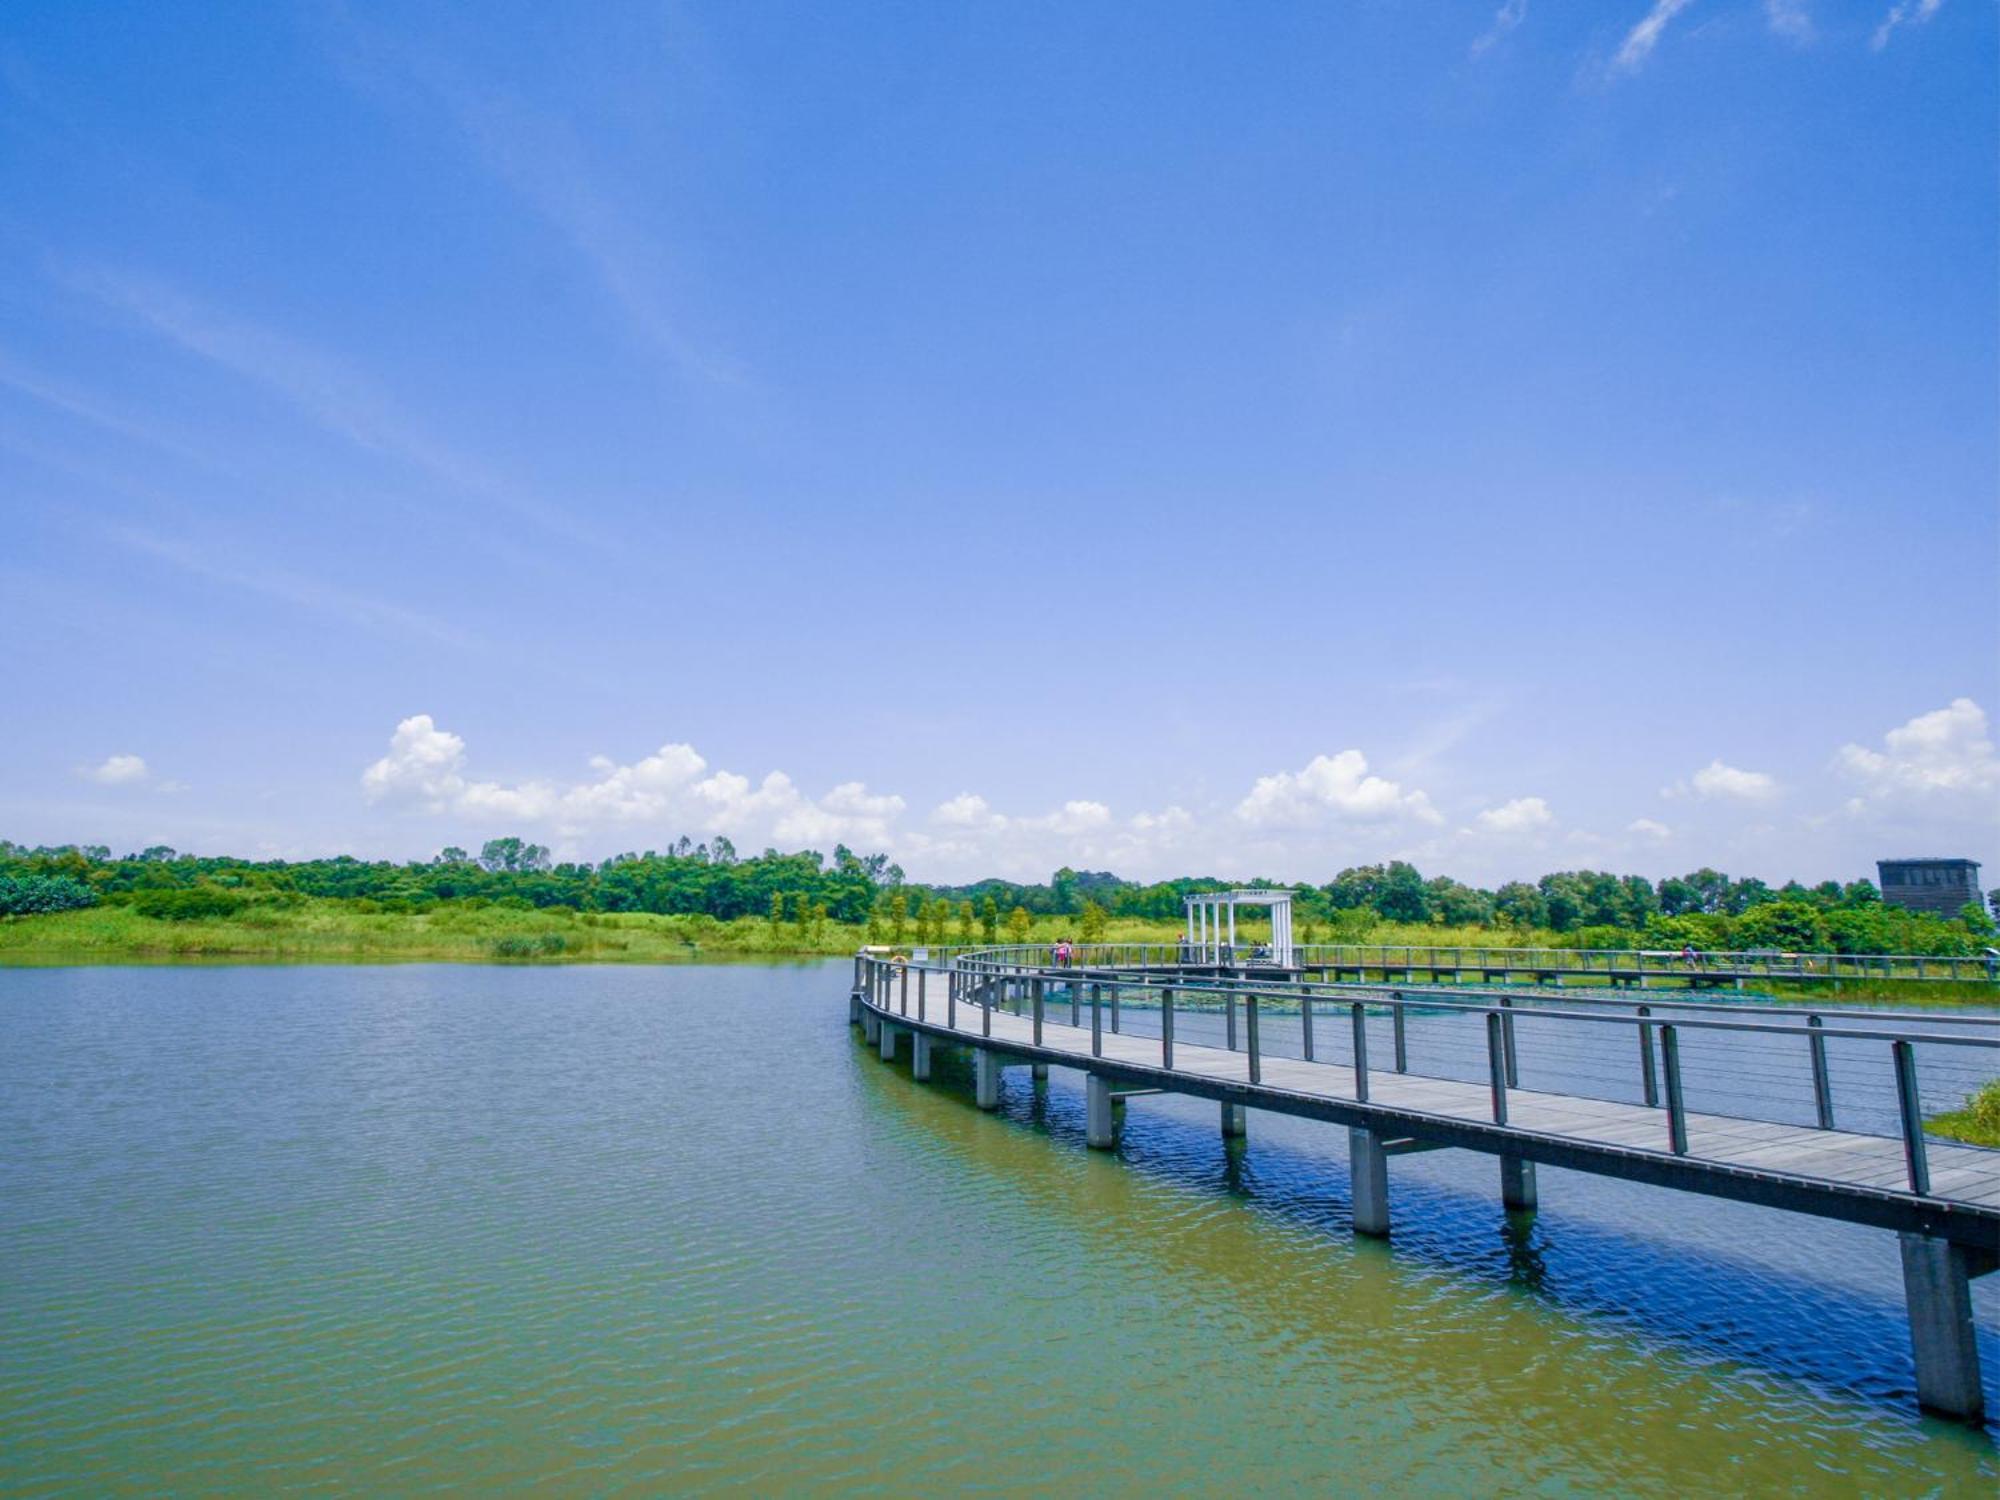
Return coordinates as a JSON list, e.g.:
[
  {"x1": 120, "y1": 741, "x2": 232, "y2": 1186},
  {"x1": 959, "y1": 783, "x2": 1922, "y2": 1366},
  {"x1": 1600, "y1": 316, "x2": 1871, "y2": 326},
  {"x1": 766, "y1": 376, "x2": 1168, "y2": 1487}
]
[{"x1": 851, "y1": 951, "x2": 2000, "y2": 1421}]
